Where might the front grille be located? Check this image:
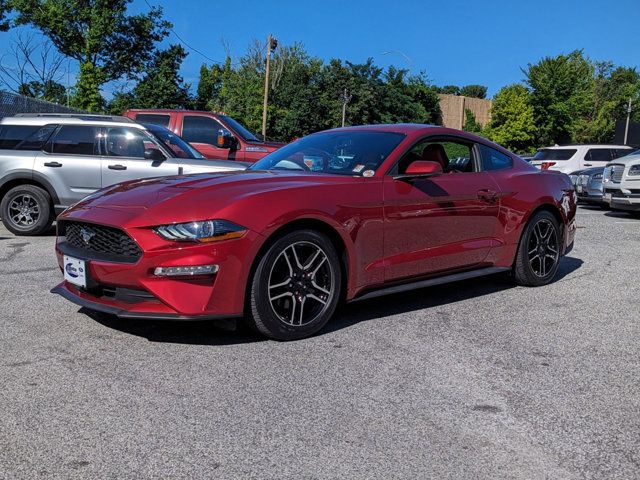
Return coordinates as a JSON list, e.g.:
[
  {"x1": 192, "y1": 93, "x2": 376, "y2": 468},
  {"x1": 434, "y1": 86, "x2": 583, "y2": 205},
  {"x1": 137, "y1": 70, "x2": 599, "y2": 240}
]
[
  {"x1": 61, "y1": 221, "x2": 142, "y2": 262},
  {"x1": 610, "y1": 164, "x2": 625, "y2": 183}
]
